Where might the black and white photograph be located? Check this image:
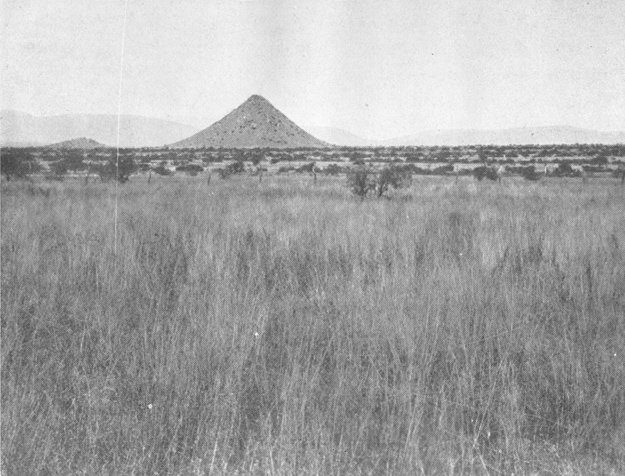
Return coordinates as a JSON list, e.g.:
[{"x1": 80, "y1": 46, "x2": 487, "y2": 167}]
[{"x1": 1, "y1": 0, "x2": 624, "y2": 474}]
